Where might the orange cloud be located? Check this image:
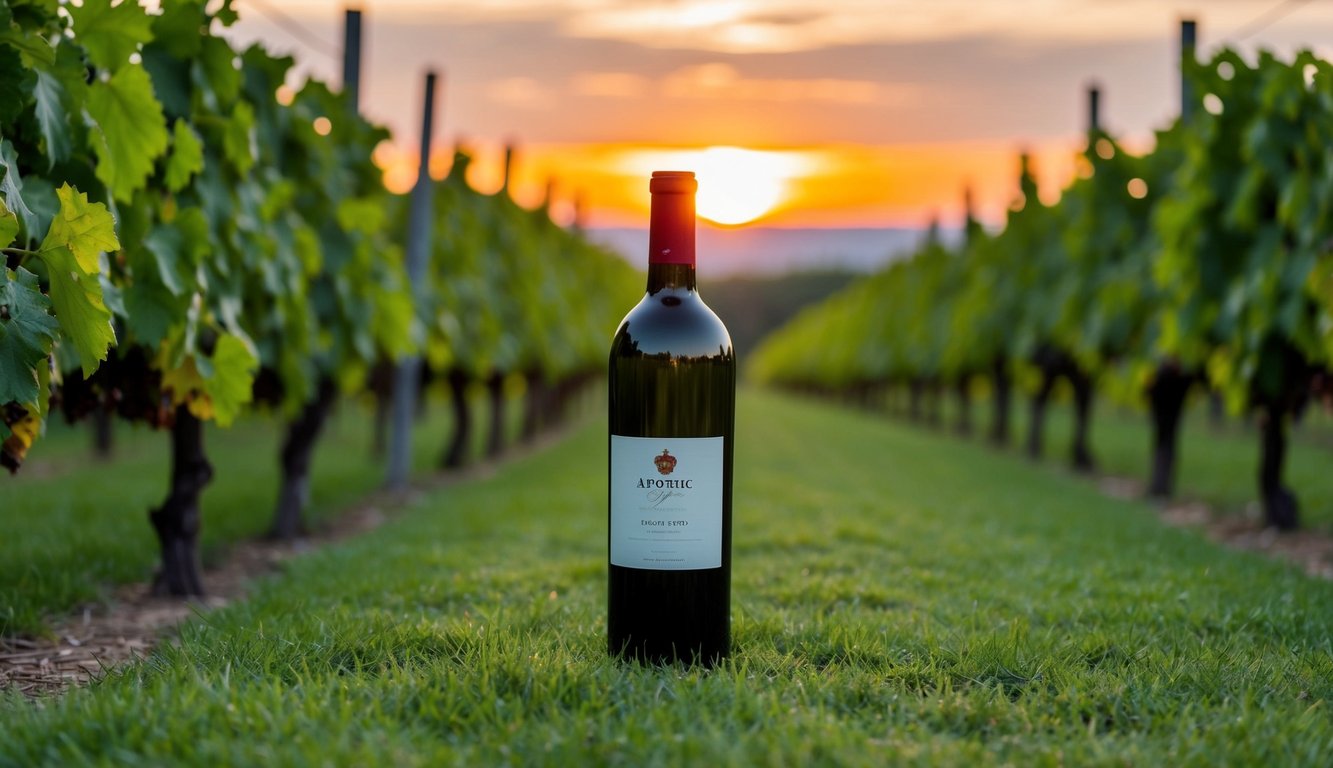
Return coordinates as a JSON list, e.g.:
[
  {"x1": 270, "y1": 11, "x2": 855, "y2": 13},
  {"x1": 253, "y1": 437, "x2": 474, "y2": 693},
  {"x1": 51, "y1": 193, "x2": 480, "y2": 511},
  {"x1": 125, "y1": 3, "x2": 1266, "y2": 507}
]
[
  {"x1": 571, "y1": 72, "x2": 652, "y2": 98},
  {"x1": 485, "y1": 77, "x2": 555, "y2": 108},
  {"x1": 660, "y1": 63, "x2": 896, "y2": 105}
]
